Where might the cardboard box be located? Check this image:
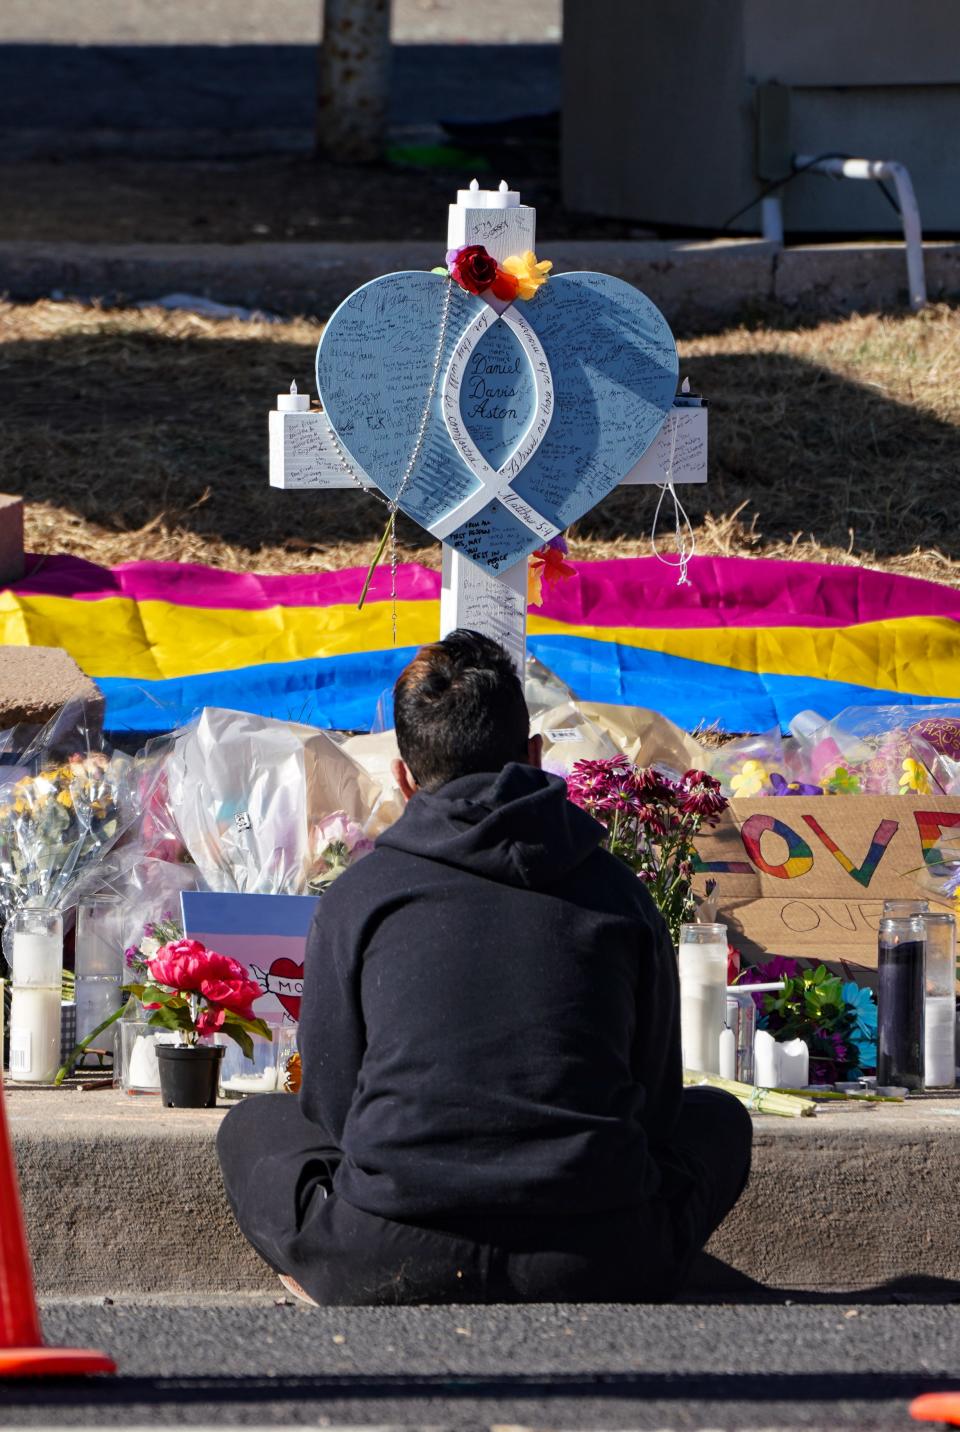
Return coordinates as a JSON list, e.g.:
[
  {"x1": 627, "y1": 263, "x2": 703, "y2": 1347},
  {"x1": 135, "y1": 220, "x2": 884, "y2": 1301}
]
[{"x1": 693, "y1": 796, "x2": 960, "y2": 977}]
